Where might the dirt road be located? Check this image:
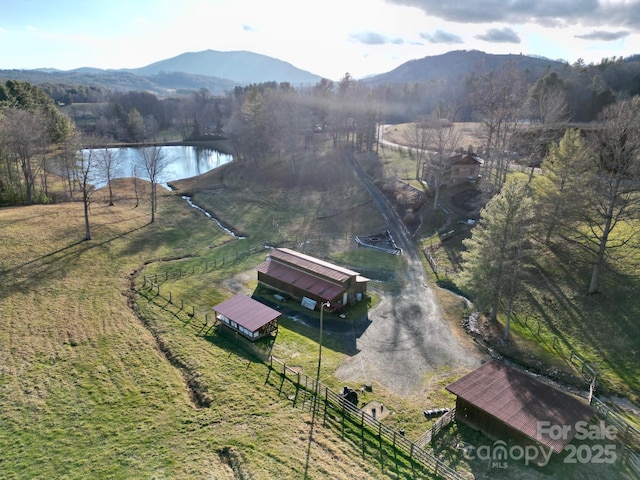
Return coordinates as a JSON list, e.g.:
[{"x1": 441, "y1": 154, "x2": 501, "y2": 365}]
[{"x1": 335, "y1": 151, "x2": 482, "y2": 395}]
